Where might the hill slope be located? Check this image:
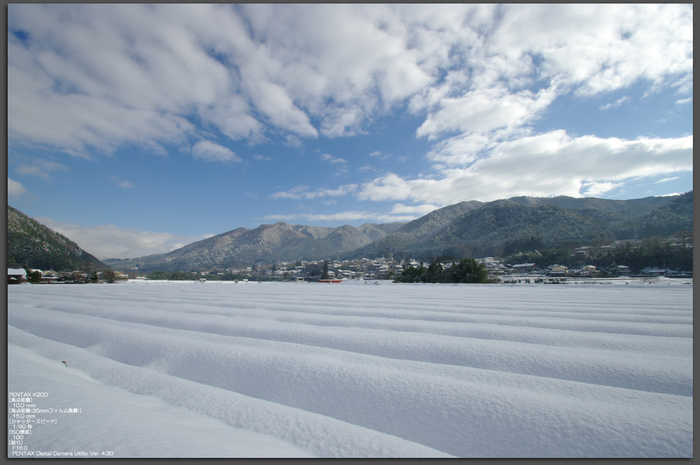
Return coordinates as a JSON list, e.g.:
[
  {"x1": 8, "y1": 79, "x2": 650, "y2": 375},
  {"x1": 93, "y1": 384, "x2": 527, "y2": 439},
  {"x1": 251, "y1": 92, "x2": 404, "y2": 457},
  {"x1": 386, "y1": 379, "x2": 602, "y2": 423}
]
[
  {"x1": 7, "y1": 206, "x2": 109, "y2": 272},
  {"x1": 346, "y1": 193, "x2": 692, "y2": 259}
]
